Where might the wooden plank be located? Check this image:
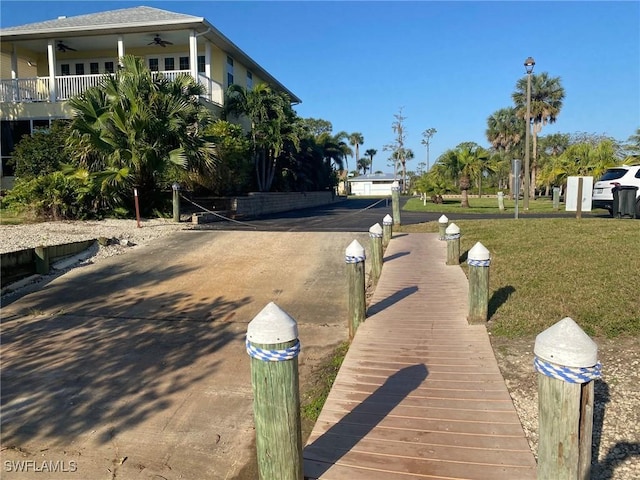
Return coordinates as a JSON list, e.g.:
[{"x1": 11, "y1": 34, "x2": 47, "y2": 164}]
[
  {"x1": 304, "y1": 449, "x2": 535, "y2": 480},
  {"x1": 305, "y1": 434, "x2": 535, "y2": 467},
  {"x1": 314, "y1": 409, "x2": 528, "y2": 437},
  {"x1": 324, "y1": 389, "x2": 515, "y2": 411},
  {"x1": 307, "y1": 420, "x2": 532, "y2": 451}
]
